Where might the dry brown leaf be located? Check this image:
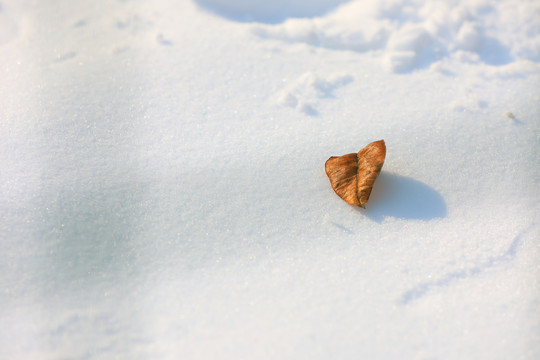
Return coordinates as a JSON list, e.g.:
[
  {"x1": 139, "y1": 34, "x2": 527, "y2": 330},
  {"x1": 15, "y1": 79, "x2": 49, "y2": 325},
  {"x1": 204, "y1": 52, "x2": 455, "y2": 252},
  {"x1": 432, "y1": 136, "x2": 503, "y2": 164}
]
[{"x1": 325, "y1": 140, "x2": 386, "y2": 208}]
